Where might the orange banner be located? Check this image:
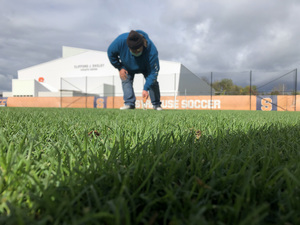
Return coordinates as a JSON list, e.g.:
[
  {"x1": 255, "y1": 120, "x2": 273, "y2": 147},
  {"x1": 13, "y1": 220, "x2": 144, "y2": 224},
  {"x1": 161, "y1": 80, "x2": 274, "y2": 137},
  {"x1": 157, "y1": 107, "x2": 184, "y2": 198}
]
[
  {"x1": 107, "y1": 95, "x2": 257, "y2": 110},
  {"x1": 277, "y1": 95, "x2": 299, "y2": 111},
  {"x1": 7, "y1": 97, "x2": 94, "y2": 108},
  {"x1": 5, "y1": 95, "x2": 300, "y2": 111}
]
